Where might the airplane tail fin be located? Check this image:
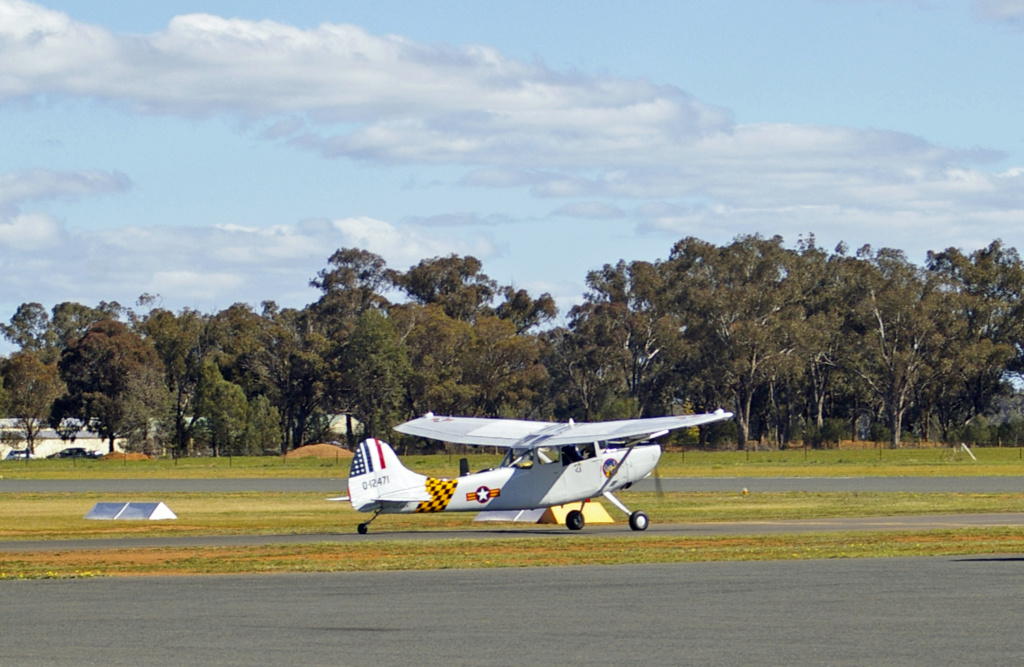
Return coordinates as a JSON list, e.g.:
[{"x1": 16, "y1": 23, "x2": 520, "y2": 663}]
[{"x1": 347, "y1": 438, "x2": 428, "y2": 511}]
